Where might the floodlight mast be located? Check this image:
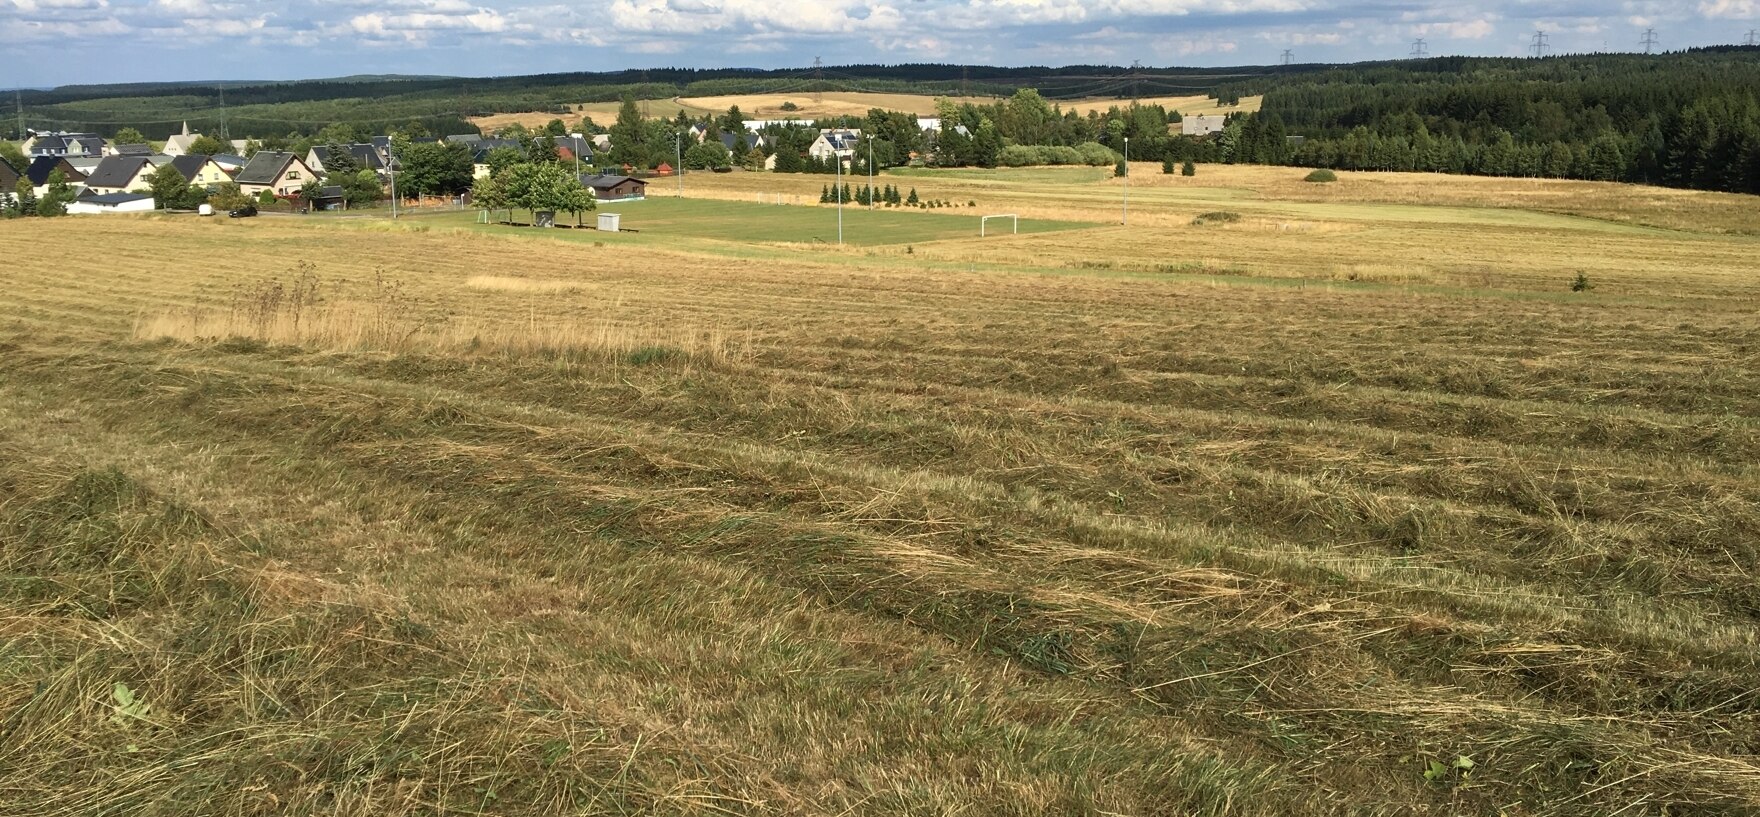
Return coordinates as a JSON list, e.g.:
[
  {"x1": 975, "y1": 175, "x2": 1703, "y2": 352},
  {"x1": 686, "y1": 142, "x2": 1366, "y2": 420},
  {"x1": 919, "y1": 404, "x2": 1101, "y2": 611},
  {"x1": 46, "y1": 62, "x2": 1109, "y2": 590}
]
[{"x1": 1122, "y1": 136, "x2": 1129, "y2": 226}]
